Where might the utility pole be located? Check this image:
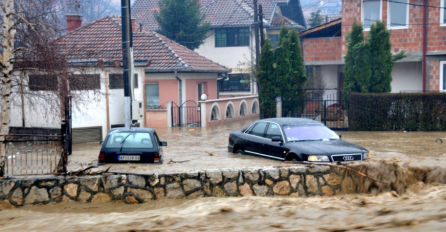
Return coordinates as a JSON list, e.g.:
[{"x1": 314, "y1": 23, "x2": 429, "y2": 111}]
[
  {"x1": 253, "y1": 0, "x2": 260, "y2": 67},
  {"x1": 121, "y1": 0, "x2": 134, "y2": 128},
  {"x1": 259, "y1": 4, "x2": 265, "y2": 48}
]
